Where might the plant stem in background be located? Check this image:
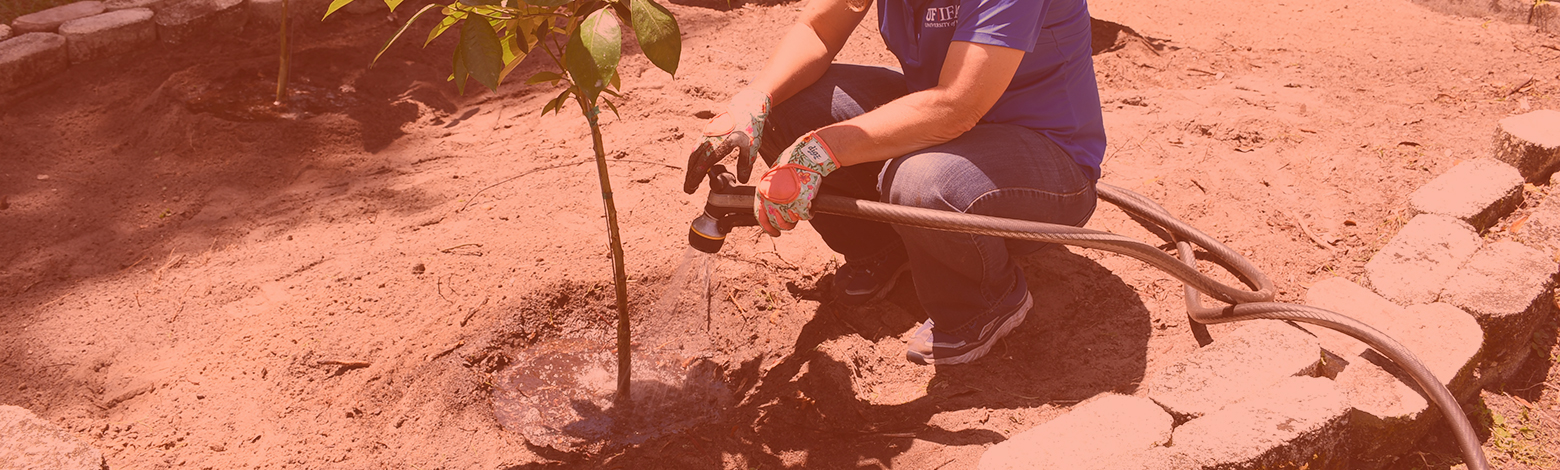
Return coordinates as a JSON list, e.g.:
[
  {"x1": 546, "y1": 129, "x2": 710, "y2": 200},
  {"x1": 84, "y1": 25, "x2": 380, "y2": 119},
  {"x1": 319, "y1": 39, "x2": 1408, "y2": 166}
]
[
  {"x1": 275, "y1": 0, "x2": 291, "y2": 105},
  {"x1": 579, "y1": 96, "x2": 634, "y2": 408}
]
